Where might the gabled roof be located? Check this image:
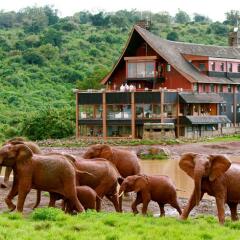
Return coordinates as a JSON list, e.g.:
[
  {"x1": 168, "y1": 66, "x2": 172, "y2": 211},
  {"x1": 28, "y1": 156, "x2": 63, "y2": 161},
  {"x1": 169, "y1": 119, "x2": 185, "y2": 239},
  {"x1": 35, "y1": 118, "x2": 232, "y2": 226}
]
[{"x1": 102, "y1": 25, "x2": 240, "y2": 85}]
